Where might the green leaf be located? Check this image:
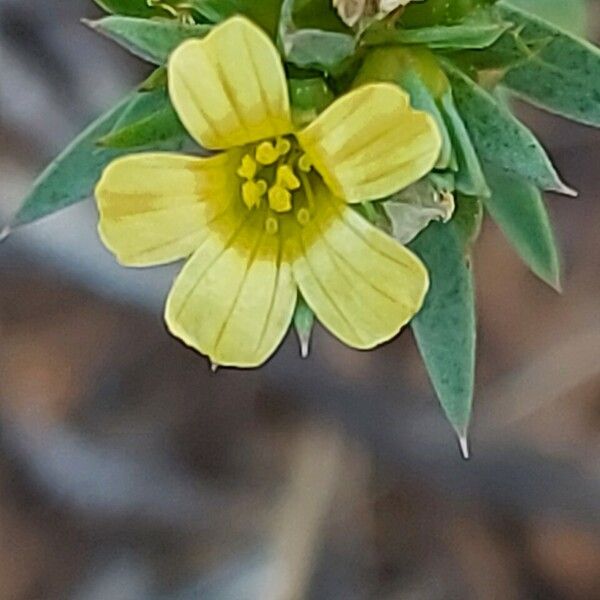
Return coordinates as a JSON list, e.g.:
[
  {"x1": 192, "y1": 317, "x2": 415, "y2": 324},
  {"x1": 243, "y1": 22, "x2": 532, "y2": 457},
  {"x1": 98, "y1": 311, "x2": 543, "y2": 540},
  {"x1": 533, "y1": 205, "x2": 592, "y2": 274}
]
[
  {"x1": 365, "y1": 10, "x2": 511, "y2": 50},
  {"x1": 98, "y1": 104, "x2": 185, "y2": 149},
  {"x1": 393, "y1": 71, "x2": 454, "y2": 170},
  {"x1": 443, "y1": 59, "x2": 575, "y2": 195},
  {"x1": 86, "y1": 16, "x2": 211, "y2": 64},
  {"x1": 482, "y1": 163, "x2": 561, "y2": 289},
  {"x1": 93, "y1": 0, "x2": 164, "y2": 17},
  {"x1": 439, "y1": 89, "x2": 489, "y2": 197},
  {"x1": 506, "y1": 0, "x2": 587, "y2": 37},
  {"x1": 494, "y1": 1, "x2": 600, "y2": 126},
  {"x1": 293, "y1": 296, "x2": 315, "y2": 358},
  {"x1": 11, "y1": 89, "x2": 180, "y2": 228},
  {"x1": 279, "y1": 0, "x2": 356, "y2": 72},
  {"x1": 410, "y1": 208, "x2": 476, "y2": 438}
]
